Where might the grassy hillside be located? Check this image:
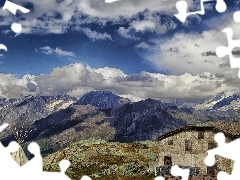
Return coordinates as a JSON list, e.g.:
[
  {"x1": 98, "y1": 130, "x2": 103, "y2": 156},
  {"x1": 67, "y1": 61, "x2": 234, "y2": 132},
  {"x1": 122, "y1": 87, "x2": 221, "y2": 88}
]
[{"x1": 43, "y1": 139, "x2": 159, "y2": 180}]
